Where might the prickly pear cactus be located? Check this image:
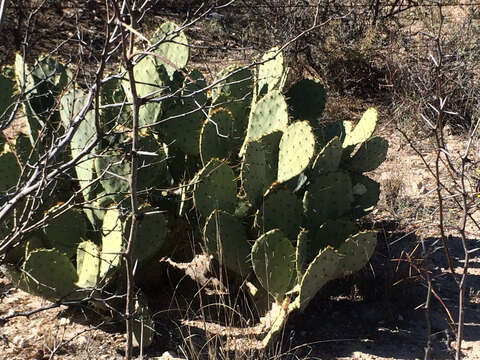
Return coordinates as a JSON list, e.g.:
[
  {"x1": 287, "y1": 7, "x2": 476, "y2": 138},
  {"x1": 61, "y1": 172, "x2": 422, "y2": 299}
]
[
  {"x1": 203, "y1": 210, "x2": 251, "y2": 275},
  {"x1": 286, "y1": 78, "x2": 326, "y2": 123},
  {"x1": 151, "y1": 21, "x2": 189, "y2": 78},
  {"x1": 254, "y1": 187, "x2": 303, "y2": 241},
  {"x1": 240, "y1": 90, "x2": 288, "y2": 155},
  {"x1": 43, "y1": 206, "x2": 88, "y2": 258},
  {"x1": 251, "y1": 229, "x2": 295, "y2": 301},
  {"x1": 0, "y1": 65, "x2": 17, "y2": 124},
  {"x1": 199, "y1": 108, "x2": 236, "y2": 164},
  {"x1": 22, "y1": 249, "x2": 79, "y2": 301},
  {"x1": 257, "y1": 47, "x2": 284, "y2": 96},
  {"x1": 241, "y1": 131, "x2": 282, "y2": 207},
  {"x1": 343, "y1": 108, "x2": 378, "y2": 147},
  {"x1": 192, "y1": 159, "x2": 237, "y2": 217},
  {"x1": 0, "y1": 152, "x2": 21, "y2": 194},
  {"x1": 277, "y1": 121, "x2": 316, "y2": 183},
  {"x1": 76, "y1": 240, "x2": 101, "y2": 288}
]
